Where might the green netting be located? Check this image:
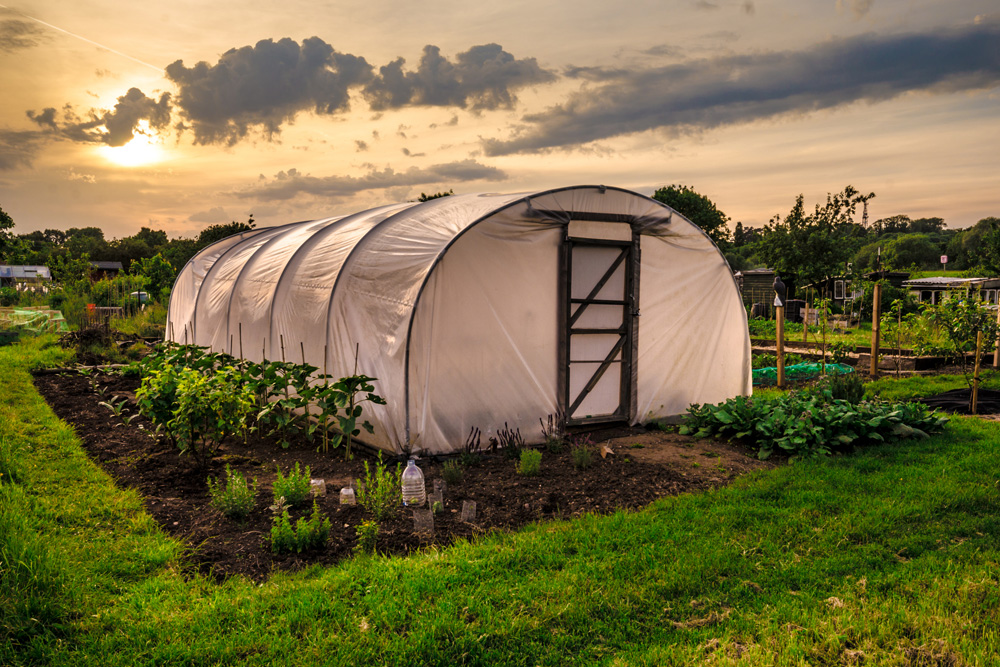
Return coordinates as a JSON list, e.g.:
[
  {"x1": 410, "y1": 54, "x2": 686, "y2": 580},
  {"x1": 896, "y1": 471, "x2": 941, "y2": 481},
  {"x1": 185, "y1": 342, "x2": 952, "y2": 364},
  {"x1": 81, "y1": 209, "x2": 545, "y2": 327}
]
[
  {"x1": 752, "y1": 362, "x2": 854, "y2": 386},
  {"x1": 0, "y1": 307, "x2": 69, "y2": 338}
]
